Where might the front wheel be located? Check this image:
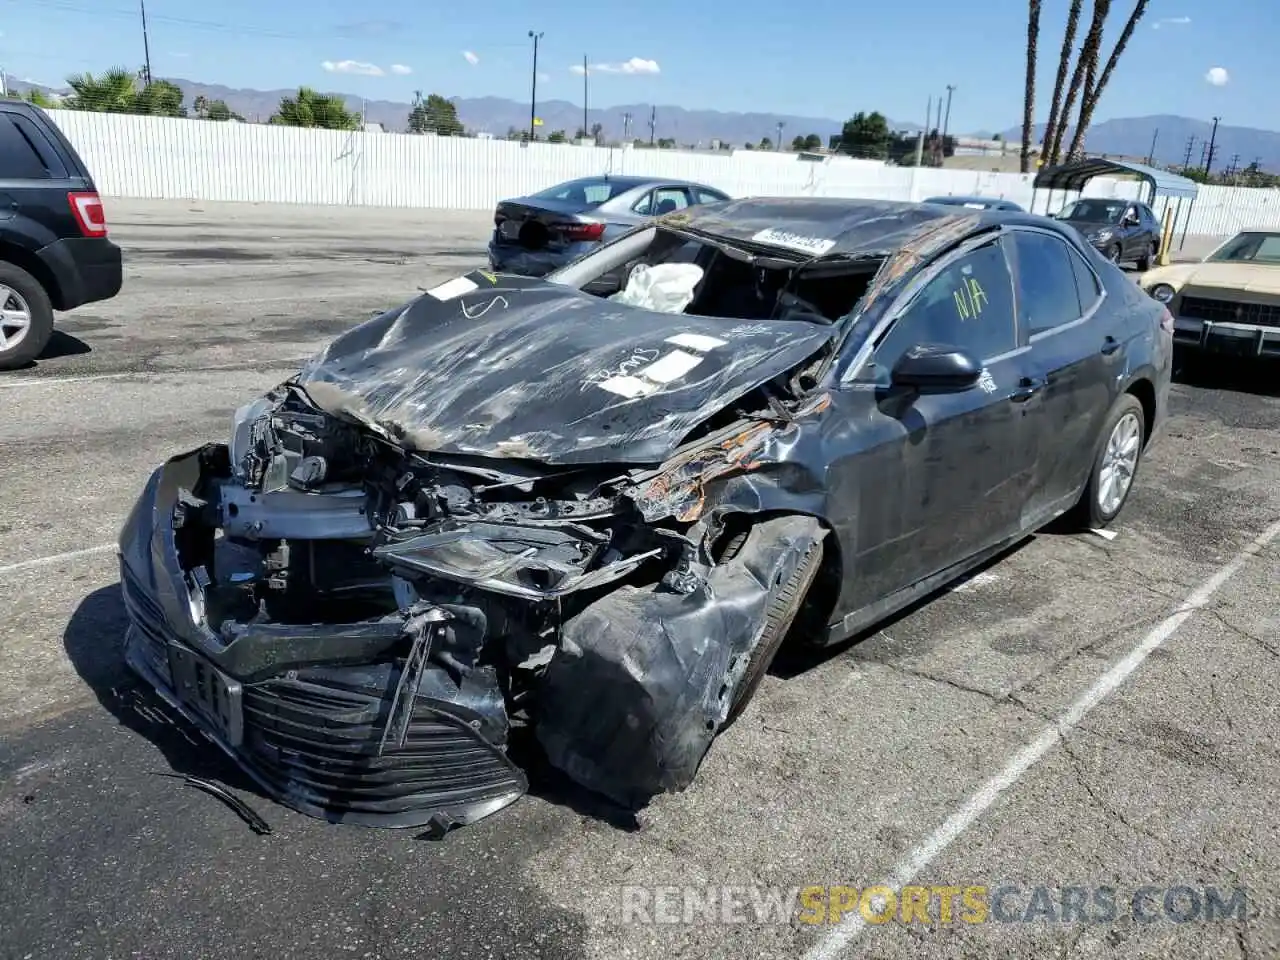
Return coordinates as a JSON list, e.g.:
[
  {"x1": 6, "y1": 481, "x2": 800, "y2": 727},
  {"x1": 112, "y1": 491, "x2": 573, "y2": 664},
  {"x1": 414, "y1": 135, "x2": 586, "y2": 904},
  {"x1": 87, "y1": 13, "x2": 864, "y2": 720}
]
[
  {"x1": 1106, "y1": 243, "x2": 1123, "y2": 265},
  {"x1": 1067, "y1": 393, "x2": 1147, "y2": 530}
]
